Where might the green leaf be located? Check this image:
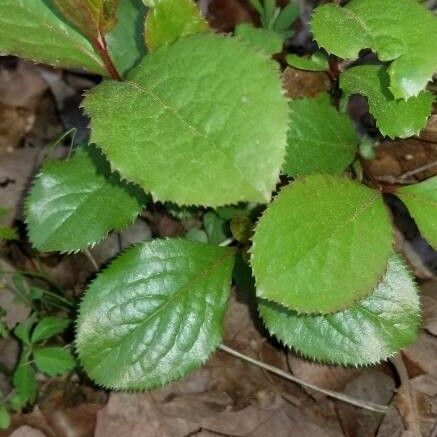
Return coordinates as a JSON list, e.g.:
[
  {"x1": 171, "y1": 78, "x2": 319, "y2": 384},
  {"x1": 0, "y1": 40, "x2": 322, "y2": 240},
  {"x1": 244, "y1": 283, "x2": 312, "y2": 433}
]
[
  {"x1": 0, "y1": 227, "x2": 18, "y2": 241},
  {"x1": 284, "y1": 93, "x2": 357, "y2": 176},
  {"x1": 52, "y1": 0, "x2": 119, "y2": 40},
  {"x1": 185, "y1": 228, "x2": 208, "y2": 243},
  {"x1": 235, "y1": 23, "x2": 283, "y2": 55},
  {"x1": 76, "y1": 239, "x2": 235, "y2": 389},
  {"x1": 251, "y1": 175, "x2": 393, "y2": 314},
  {"x1": 397, "y1": 177, "x2": 437, "y2": 248},
  {"x1": 14, "y1": 317, "x2": 36, "y2": 346},
  {"x1": 106, "y1": 0, "x2": 148, "y2": 75},
  {"x1": 274, "y1": 2, "x2": 299, "y2": 33},
  {"x1": 0, "y1": 0, "x2": 105, "y2": 75},
  {"x1": 84, "y1": 33, "x2": 289, "y2": 207},
  {"x1": 25, "y1": 145, "x2": 147, "y2": 253},
  {"x1": 203, "y1": 211, "x2": 228, "y2": 245},
  {"x1": 230, "y1": 215, "x2": 253, "y2": 243},
  {"x1": 259, "y1": 254, "x2": 420, "y2": 365},
  {"x1": 340, "y1": 65, "x2": 433, "y2": 139},
  {"x1": 33, "y1": 347, "x2": 76, "y2": 376},
  {"x1": 31, "y1": 316, "x2": 70, "y2": 344},
  {"x1": 311, "y1": 0, "x2": 437, "y2": 99},
  {"x1": 145, "y1": 0, "x2": 209, "y2": 51},
  {"x1": 13, "y1": 354, "x2": 38, "y2": 406},
  {"x1": 0, "y1": 406, "x2": 10, "y2": 430},
  {"x1": 286, "y1": 53, "x2": 328, "y2": 72}
]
